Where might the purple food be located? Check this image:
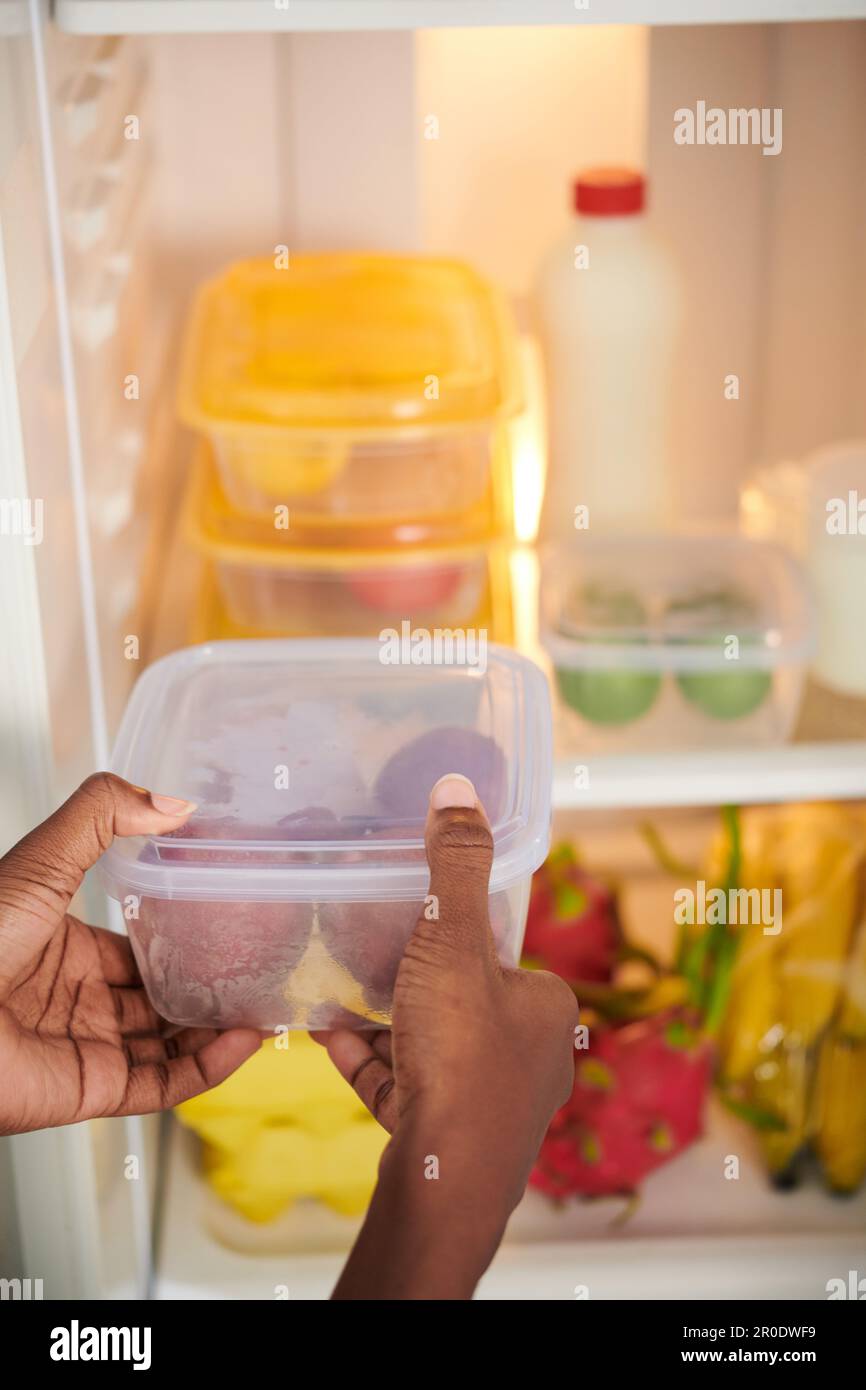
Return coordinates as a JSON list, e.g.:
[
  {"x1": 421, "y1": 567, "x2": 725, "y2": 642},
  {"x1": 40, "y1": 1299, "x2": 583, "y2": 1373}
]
[{"x1": 374, "y1": 726, "x2": 508, "y2": 822}]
